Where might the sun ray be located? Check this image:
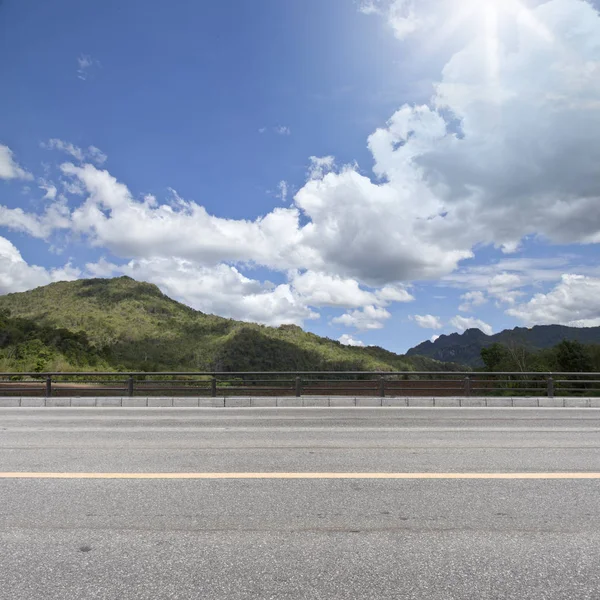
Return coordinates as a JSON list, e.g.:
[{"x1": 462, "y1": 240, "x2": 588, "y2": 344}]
[
  {"x1": 484, "y1": 4, "x2": 500, "y2": 84},
  {"x1": 507, "y1": 0, "x2": 555, "y2": 43},
  {"x1": 411, "y1": 0, "x2": 554, "y2": 64}
]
